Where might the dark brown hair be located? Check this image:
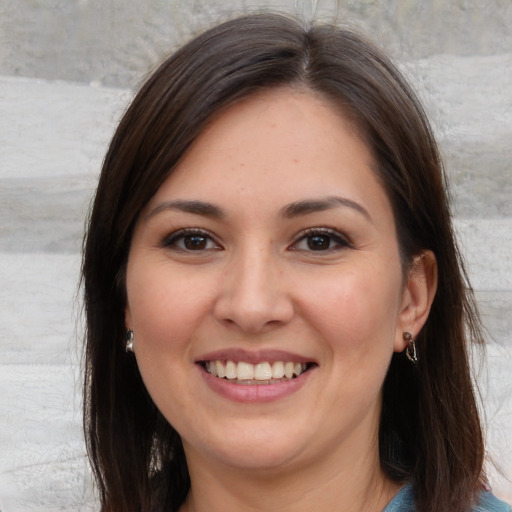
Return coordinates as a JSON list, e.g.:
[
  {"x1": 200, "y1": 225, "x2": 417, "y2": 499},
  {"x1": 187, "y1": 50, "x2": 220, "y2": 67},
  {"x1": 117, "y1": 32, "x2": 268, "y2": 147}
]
[{"x1": 82, "y1": 13, "x2": 485, "y2": 512}]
